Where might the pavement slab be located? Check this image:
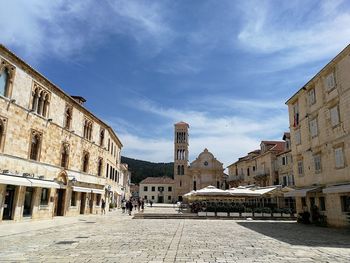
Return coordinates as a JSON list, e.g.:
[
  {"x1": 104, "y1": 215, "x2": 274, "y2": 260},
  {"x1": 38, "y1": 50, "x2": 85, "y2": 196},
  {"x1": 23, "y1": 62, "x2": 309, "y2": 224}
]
[{"x1": 0, "y1": 208, "x2": 349, "y2": 262}]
